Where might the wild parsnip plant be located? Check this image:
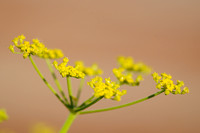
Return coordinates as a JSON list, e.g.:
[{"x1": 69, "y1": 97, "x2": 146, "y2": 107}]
[{"x1": 9, "y1": 35, "x2": 189, "y2": 133}]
